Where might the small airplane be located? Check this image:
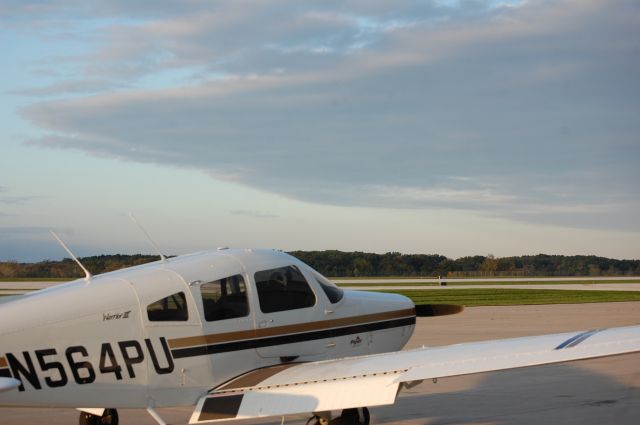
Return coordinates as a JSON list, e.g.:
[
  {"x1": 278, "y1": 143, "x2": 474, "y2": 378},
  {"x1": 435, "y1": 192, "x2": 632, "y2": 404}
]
[{"x1": 1, "y1": 246, "x2": 639, "y2": 425}]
